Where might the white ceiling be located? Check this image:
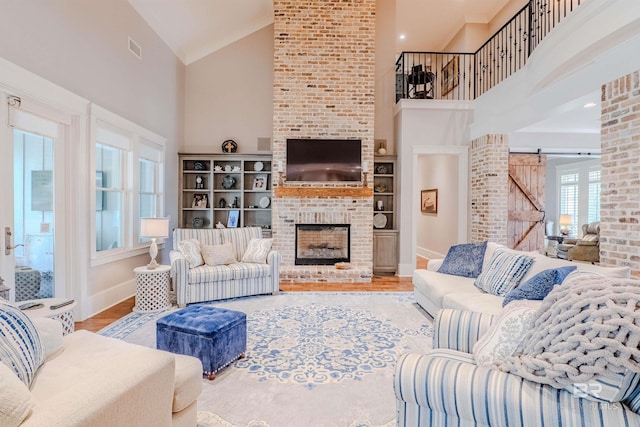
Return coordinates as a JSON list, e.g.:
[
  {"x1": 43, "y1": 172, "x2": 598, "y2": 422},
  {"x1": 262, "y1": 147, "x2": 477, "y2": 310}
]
[
  {"x1": 127, "y1": 0, "x2": 599, "y2": 133},
  {"x1": 128, "y1": 0, "x2": 512, "y2": 65}
]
